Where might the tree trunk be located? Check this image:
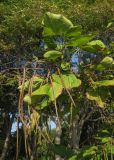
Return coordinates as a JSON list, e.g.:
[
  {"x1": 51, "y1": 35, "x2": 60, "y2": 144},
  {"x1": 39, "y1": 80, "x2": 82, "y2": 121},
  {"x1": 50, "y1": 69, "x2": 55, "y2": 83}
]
[
  {"x1": 71, "y1": 108, "x2": 94, "y2": 150},
  {"x1": 55, "y1": 121, "x2": 62, "y2": 160},
  {"x1": 0, "y1": 115, "x2": 14, "y2": 160},
  {"x1": 71, "y1": 114, "x2": 83, "y2": 150}
]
